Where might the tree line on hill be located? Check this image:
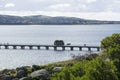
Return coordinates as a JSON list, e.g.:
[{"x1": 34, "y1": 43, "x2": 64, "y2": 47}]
[{"x1": 0, "y1": 15, "x2": 120, "y2": 25}]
